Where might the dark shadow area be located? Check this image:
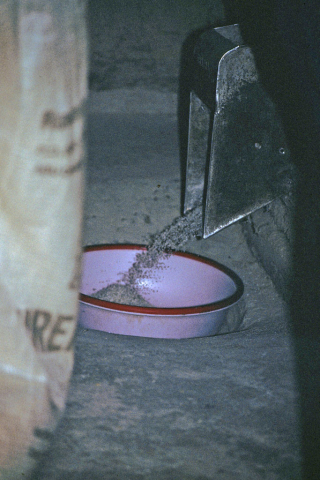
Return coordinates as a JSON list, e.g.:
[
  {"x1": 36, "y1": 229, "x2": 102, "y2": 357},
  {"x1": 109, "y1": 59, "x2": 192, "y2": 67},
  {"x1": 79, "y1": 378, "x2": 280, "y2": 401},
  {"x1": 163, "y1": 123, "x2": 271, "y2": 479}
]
[{"x1": 221, "y1": 2, "x2": 320, "y2": 478}]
